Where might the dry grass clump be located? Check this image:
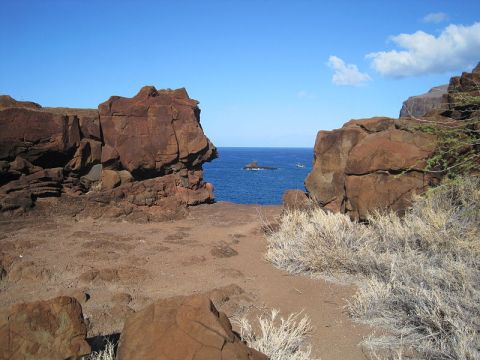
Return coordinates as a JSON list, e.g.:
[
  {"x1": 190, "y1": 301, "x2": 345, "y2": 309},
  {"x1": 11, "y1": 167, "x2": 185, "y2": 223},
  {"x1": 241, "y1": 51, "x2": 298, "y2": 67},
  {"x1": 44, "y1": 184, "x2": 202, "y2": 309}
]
[
  {"x1": 266, "y1": 177, "x2": 480, "y2": 359},
  {"x1": 235, "y1": 310, "x2": 316, "y2": 360},
  {"x1": 82, "y1": 341, "x2": 116, "y2": 360}
]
